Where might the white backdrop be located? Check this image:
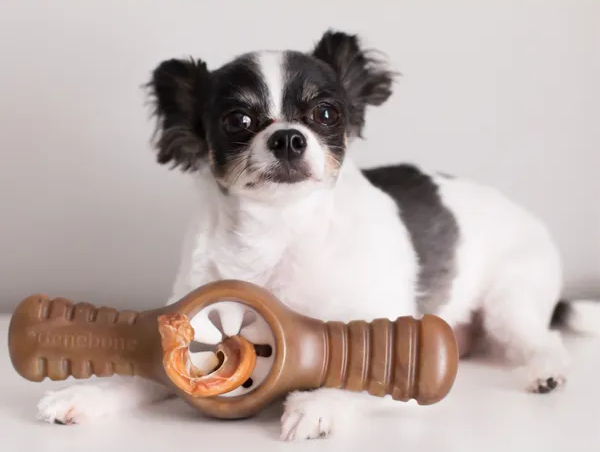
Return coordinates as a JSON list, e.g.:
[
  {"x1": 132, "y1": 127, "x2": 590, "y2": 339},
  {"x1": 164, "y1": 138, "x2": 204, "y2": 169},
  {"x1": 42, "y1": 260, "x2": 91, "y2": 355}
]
[{"x1": 0, "y1": 0, "x2": 598, "y2": 311}]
